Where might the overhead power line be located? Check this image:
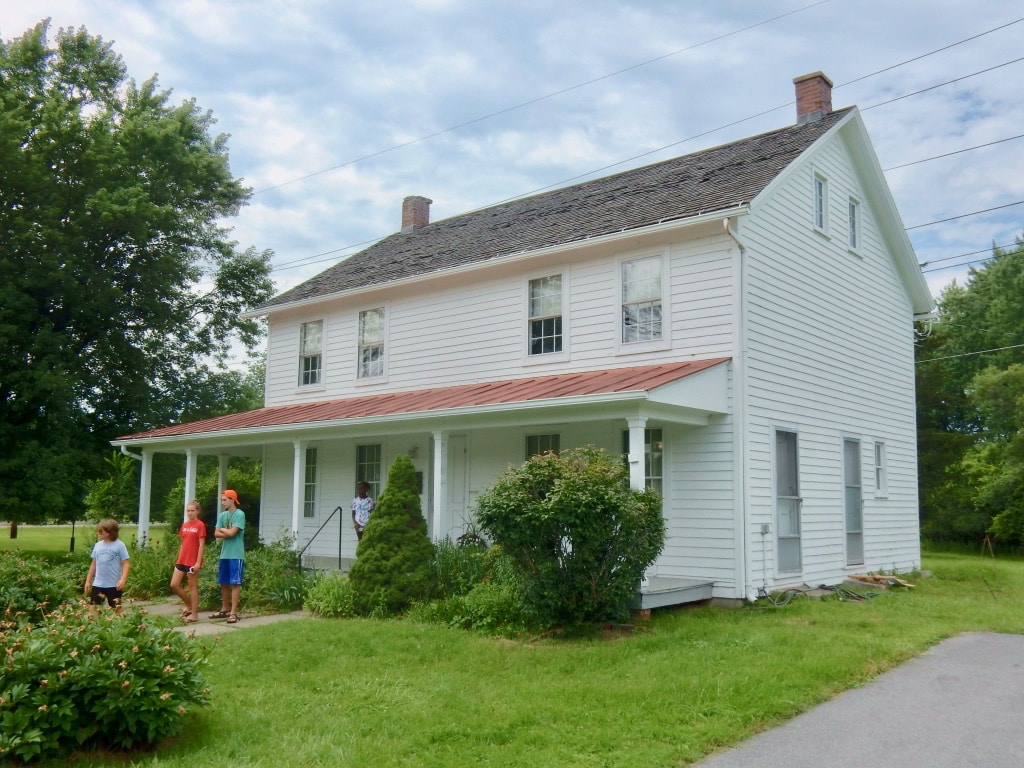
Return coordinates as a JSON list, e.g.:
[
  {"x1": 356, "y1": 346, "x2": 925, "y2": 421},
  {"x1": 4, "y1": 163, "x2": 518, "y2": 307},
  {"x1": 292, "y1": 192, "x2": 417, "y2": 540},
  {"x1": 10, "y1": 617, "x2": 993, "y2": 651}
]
[{"x1": 253, "y1": 0, "x2": 831, "y2": 195}]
